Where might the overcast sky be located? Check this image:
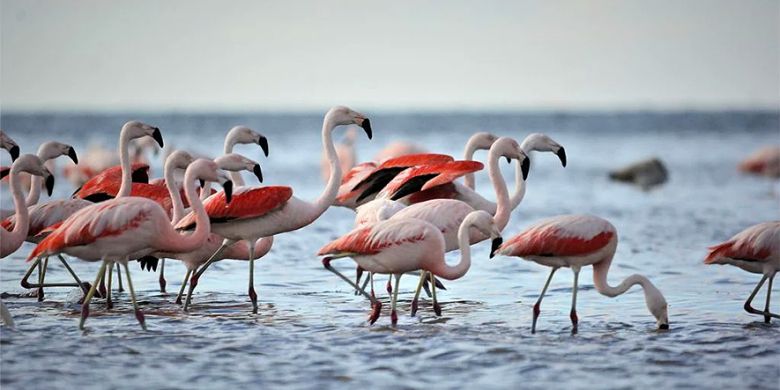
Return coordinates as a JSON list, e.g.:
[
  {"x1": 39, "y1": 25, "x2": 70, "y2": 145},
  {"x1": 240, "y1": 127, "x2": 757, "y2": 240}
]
[{"x1": 1, "y1": 0, "x2": 778, "y2": 112}]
